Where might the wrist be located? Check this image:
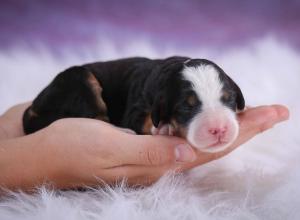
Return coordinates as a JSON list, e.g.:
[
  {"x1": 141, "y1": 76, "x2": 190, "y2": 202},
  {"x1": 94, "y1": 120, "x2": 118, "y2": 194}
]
[
  {"x1": 0, "y1": 131, "x2": 51, "y2": 190},
  {"x1": 0, "y1": 102, "x2": 31, "y2": 140}
]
